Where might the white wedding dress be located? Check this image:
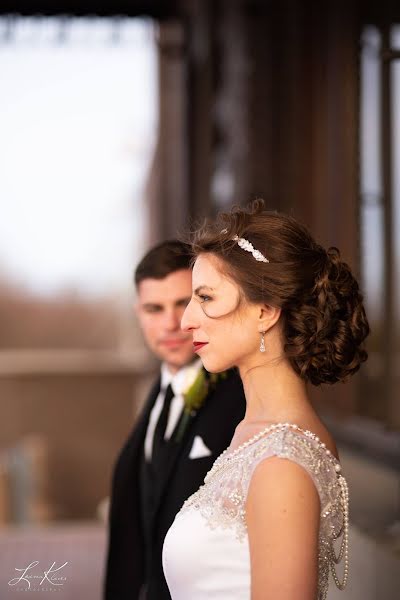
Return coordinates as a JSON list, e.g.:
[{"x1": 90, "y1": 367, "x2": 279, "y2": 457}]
[{"x1": 162, "y1": 423, "x2": 348, "y2": 600}]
